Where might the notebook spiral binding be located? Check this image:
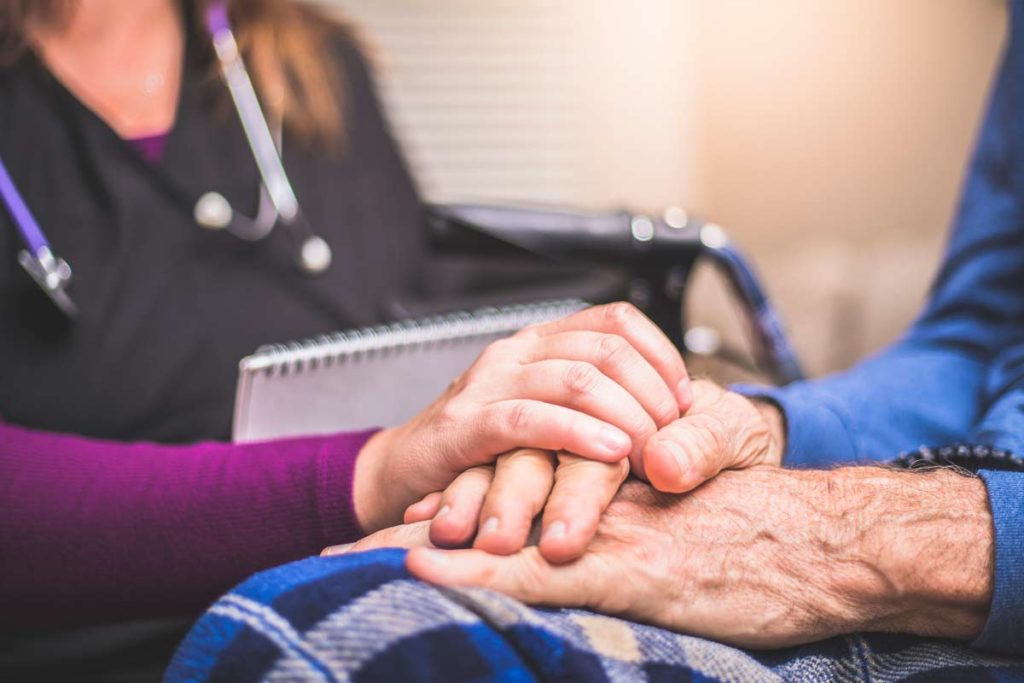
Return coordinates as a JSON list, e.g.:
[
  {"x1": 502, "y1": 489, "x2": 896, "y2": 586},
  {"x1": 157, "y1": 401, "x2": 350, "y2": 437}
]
[{"x1": 246, "y1": 299, "x2": 589, "y2": 377}]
